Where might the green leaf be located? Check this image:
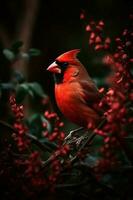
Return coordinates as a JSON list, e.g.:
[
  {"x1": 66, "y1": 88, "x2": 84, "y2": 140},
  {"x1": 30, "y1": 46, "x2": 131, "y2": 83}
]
[
  {"x1": 27, "y1": 113, "x2": 40, "y2": 124},
  {"x1": 27, "y1": 114, "x2": 51, "y2": 135},
  {"x1": 19, "y1": 52, "x2": 29, "y2": 60},
  {"x1": 16, "y1": 82, "x2": 45, "y2": 103},
  {"x1": 85, "y1": 155, "x2": 98, "y2": 167},
  {"x1": 11, "y1": 41, "x2": 23, "y2": 51},
  {"x1": 28, "y1": 48, "x2": 41, "y2": 56},
  {"x1": 16, "y1": 83, "x2": 29, "y2": 103},
  {"x1": 16, "y1": 83, "x2": 34, "y2": 103},
  {"x1": 40, "y1": 115, "x2": 51, "y2": 132},
  {"x1": 93, "y1": 77, "x2": 105, "y2": 86},
  {"x1": 28, "y1": 82, "x2": 45, "y2": 97},
  {"x1": 3, "y1": 49, "x2": 15, "y2": 61}
]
